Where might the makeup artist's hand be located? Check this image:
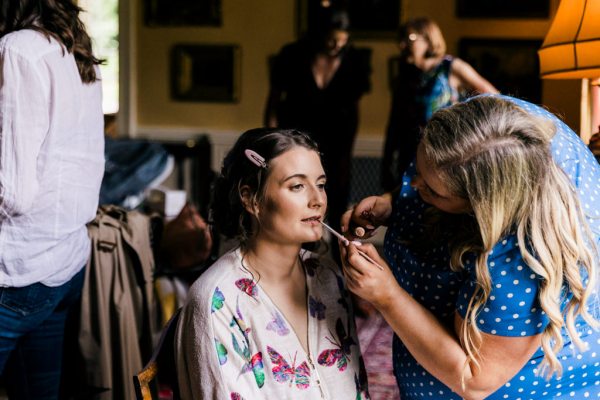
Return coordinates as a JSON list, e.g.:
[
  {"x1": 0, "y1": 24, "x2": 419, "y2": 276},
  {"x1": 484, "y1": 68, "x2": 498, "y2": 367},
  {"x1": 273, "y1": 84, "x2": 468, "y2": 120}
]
[
  {"x1": 340, "y1": 242, "x2": 397, "y2": 308},
  {"x1": 340, "y1": 194, "x2": 393, "y2": 239}
]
